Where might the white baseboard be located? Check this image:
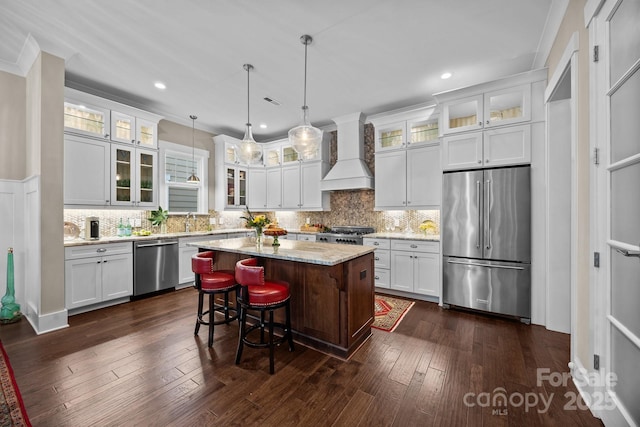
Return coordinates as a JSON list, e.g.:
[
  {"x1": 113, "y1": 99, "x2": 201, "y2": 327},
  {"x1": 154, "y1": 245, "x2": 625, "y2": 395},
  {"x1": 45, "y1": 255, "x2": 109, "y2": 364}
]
[{"x1": 25, "y1": 307, "x2": 69, "y2": 335}]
